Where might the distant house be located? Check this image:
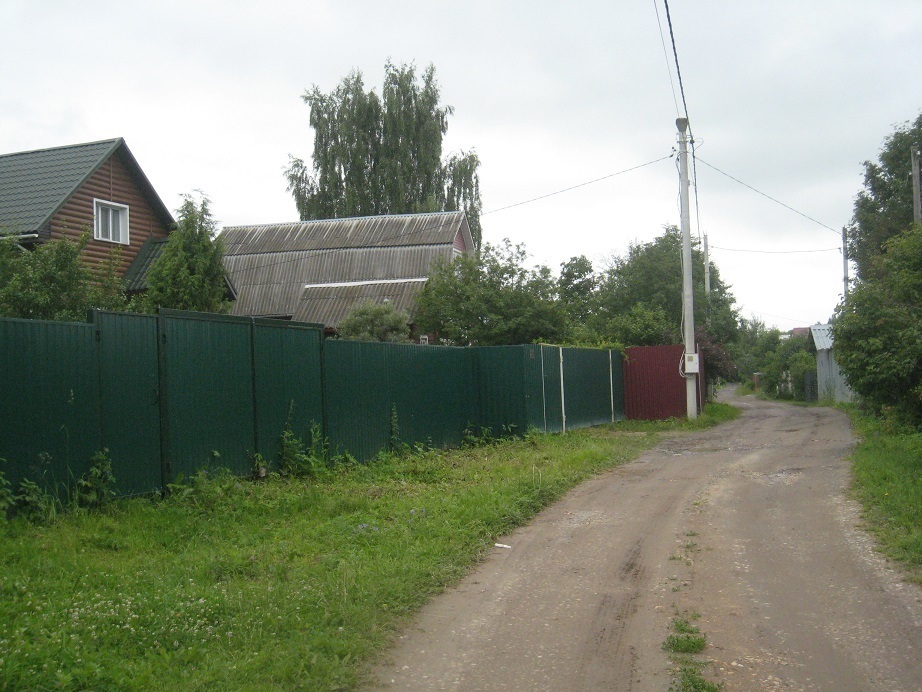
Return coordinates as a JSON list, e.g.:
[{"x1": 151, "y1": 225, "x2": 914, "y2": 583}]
[
  {"x1": 809, "y1": 324, "x2": 853, "y2": 402},
  {"x1": 0, "y1": 138, "x2": 174, "y2": 276},
  {"x1": 219, "y1": 211, "x2": 474, "y2": 330}
]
